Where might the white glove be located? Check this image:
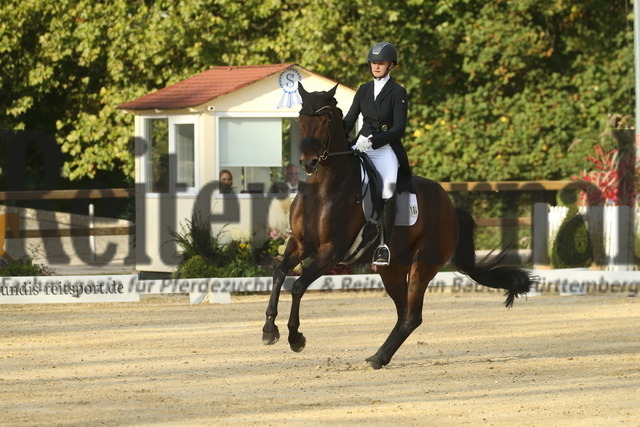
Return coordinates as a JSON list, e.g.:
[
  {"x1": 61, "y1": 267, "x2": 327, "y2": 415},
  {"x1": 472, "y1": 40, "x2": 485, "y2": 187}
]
[{"x1": 353, "y1": 134, "x2": 372, "y2": 152}]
